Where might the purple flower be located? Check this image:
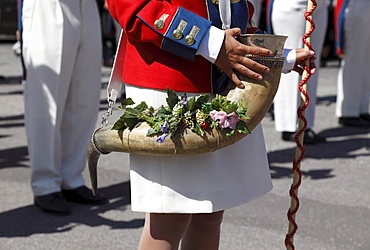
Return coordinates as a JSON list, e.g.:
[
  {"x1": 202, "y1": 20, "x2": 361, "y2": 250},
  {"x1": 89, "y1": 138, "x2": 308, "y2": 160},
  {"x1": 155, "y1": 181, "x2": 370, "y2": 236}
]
[
  {"x1": 161, "y1": 121, "x2": 169, "y2": 133},
  {"x1": 210, "y1": 110, "x2": 240, "y2": 129},
  {"x1": 156, "y1": 133, "x2": 168, "y2": 143},
  {"x1": 182, "y1": 97, "x2": 187, "y2": 105}
]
